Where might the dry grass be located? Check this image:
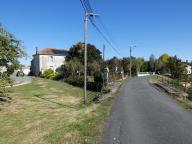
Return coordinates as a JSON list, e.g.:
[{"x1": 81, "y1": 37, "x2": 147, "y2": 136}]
[{"x1": 0, "y1": 78, "x2": 113, "y2": 144}]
